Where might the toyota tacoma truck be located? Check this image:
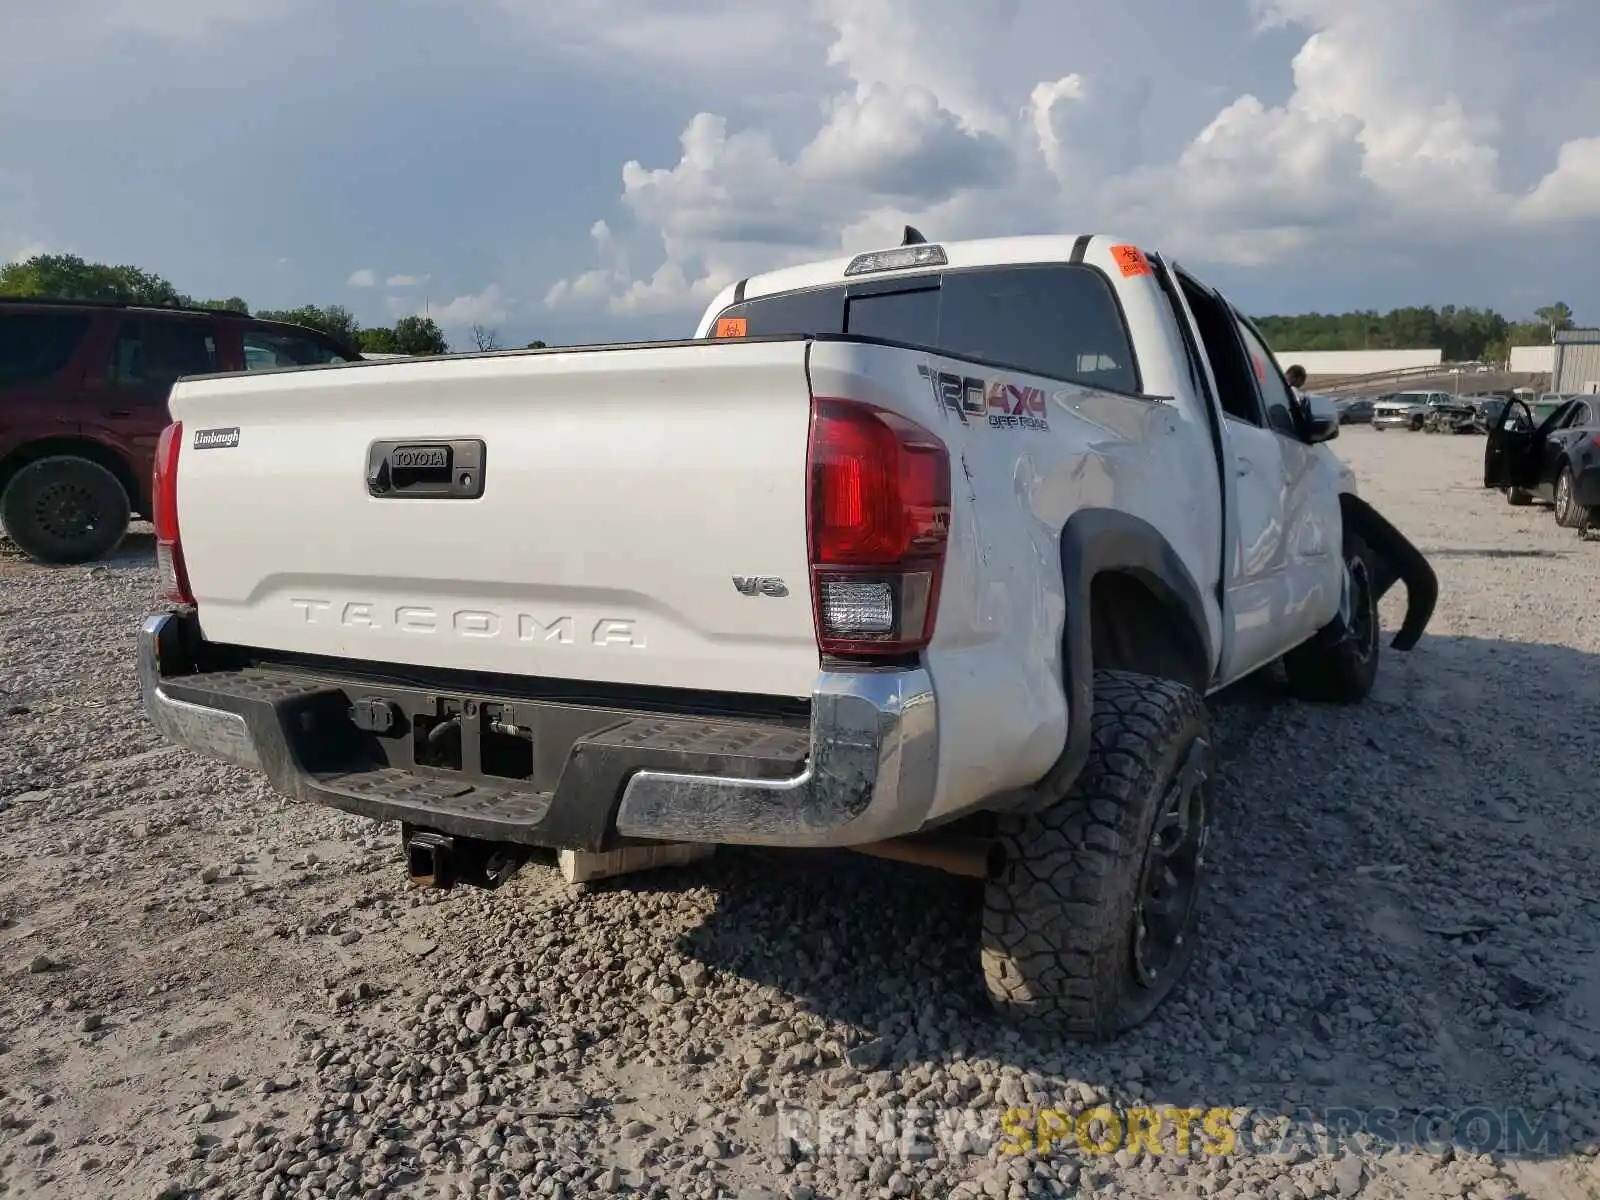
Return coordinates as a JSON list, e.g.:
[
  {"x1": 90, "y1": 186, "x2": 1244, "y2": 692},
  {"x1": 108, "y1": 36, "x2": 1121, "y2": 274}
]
[{"x1": 138, "y1": 230, "x2": 1437, "y2": 1041}]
